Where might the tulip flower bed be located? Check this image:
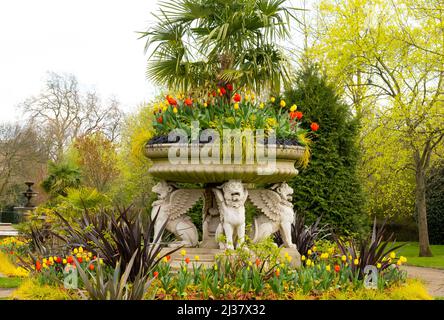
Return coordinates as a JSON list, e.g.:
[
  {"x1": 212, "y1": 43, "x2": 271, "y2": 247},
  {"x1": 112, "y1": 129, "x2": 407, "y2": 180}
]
[
  {"x1": 148, "y1": 243, "x2": 410, "y2": 300},
  {"x1": 149, "y1": 85, "x2": 320, "y2": 147},
  {"x1": 0, "y1": 236, "x2": 429, "y2": 300}
]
